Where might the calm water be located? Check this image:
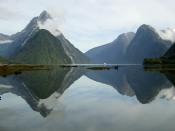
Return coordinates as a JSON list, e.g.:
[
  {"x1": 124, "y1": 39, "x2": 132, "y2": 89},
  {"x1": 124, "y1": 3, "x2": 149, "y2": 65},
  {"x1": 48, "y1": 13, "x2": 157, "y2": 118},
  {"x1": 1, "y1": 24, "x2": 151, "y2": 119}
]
[{"x1": 0, "y1": 66, "x2": 175, "y2": 131}]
